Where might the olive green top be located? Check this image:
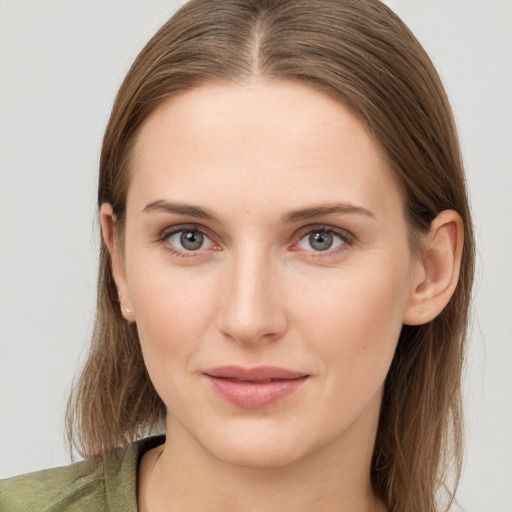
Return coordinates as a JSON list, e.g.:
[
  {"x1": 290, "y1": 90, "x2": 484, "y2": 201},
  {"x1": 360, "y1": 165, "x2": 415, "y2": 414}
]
[{"x1": 0, "y1": 436, "x2": 164, "y2": 512}]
